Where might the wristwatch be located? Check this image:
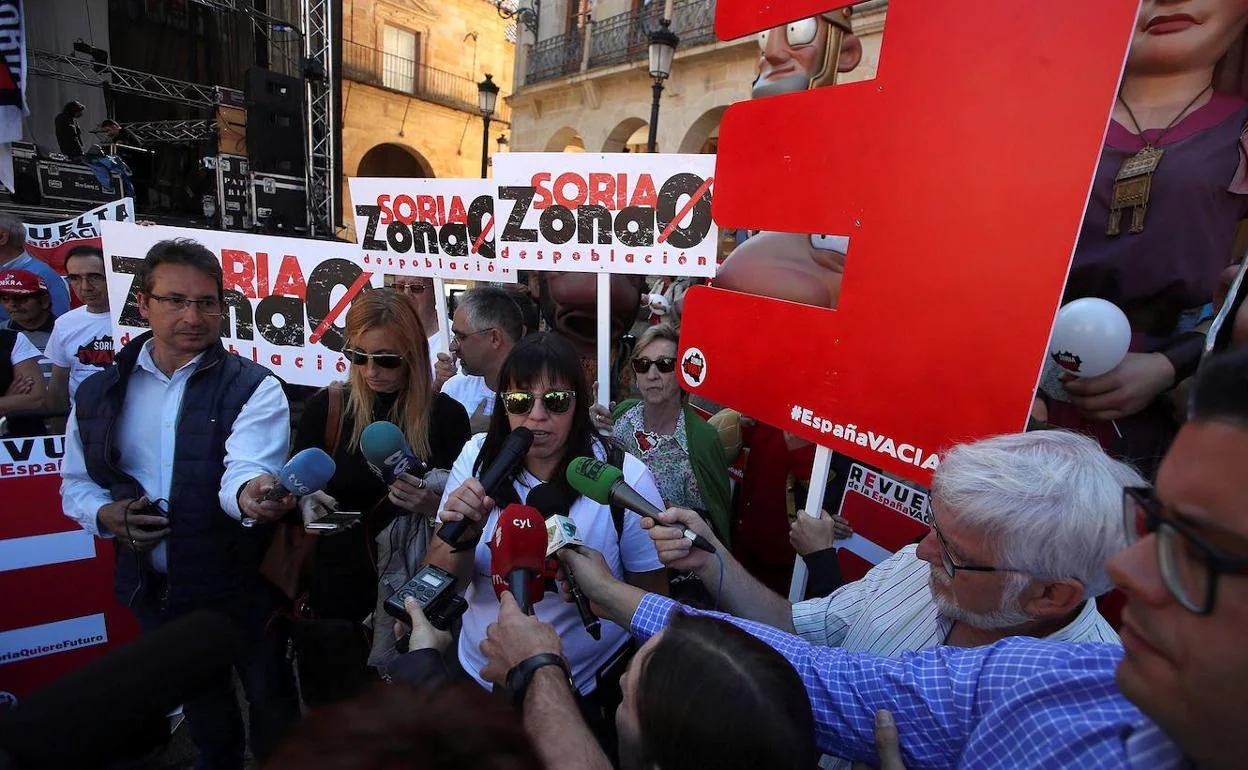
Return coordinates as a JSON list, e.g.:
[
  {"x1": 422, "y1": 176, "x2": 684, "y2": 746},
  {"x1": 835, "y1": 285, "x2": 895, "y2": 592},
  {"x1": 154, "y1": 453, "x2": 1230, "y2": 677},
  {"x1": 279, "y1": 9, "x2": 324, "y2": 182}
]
[{"x1": 505, "y1": 653, "x2": 574, "y2": 711}]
